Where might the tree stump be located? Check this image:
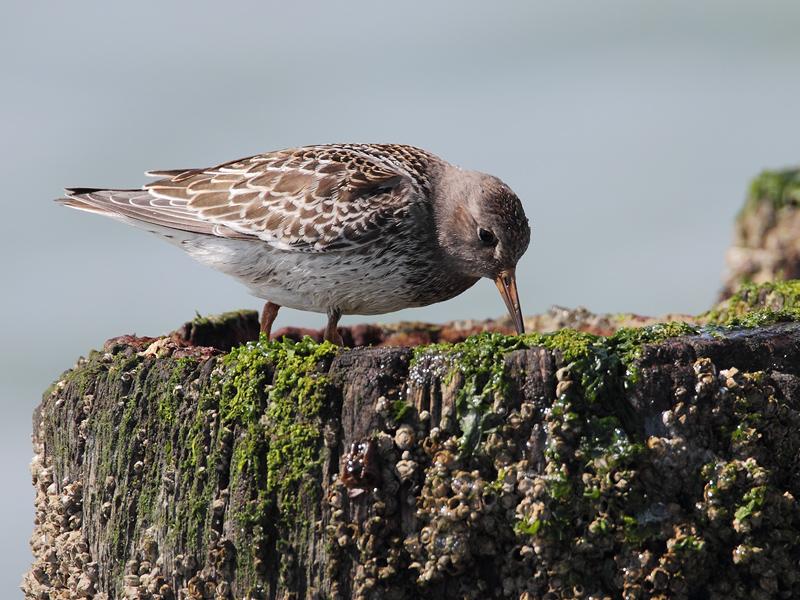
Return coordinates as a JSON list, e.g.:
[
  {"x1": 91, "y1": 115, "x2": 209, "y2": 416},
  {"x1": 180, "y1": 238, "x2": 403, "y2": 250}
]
[{"x1": 22, "y1": 288, "x2": 800, "y2": 599}]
